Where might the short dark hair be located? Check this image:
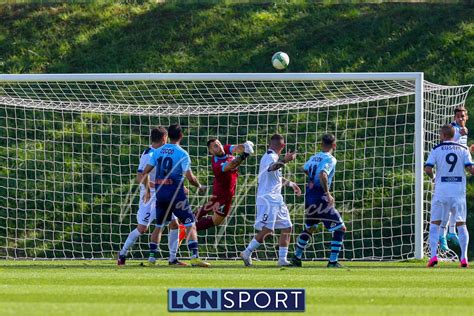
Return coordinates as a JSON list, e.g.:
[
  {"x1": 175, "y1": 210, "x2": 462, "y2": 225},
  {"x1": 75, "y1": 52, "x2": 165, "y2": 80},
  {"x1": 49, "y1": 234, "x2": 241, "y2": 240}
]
[
  {"x1": 440, "y1": 124, "x2": 455, "y2": 139},
  {"x1": 322, "y1": 134, "x2": 336, "y2": 146},
  {"x1": 270, "y1": 133, "x2": 284, "y2": 146},
  {"x1": 454, "y1": 106, "x2": 467, "y2": 115},
  {"x1": 168, "y1": 124, "x2": 183, "y2": 141},
  {"x1": 207, "y1": 138, "x2": 217, "y2": 147},
  {"x1": 150, "y1": 126, "x2": 167, "y2": 143}
]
